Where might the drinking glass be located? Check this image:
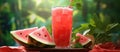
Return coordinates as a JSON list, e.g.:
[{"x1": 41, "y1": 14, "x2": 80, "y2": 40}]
[{"x1": 52, "y1": 7, "x2": 73, "y2": 48}]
